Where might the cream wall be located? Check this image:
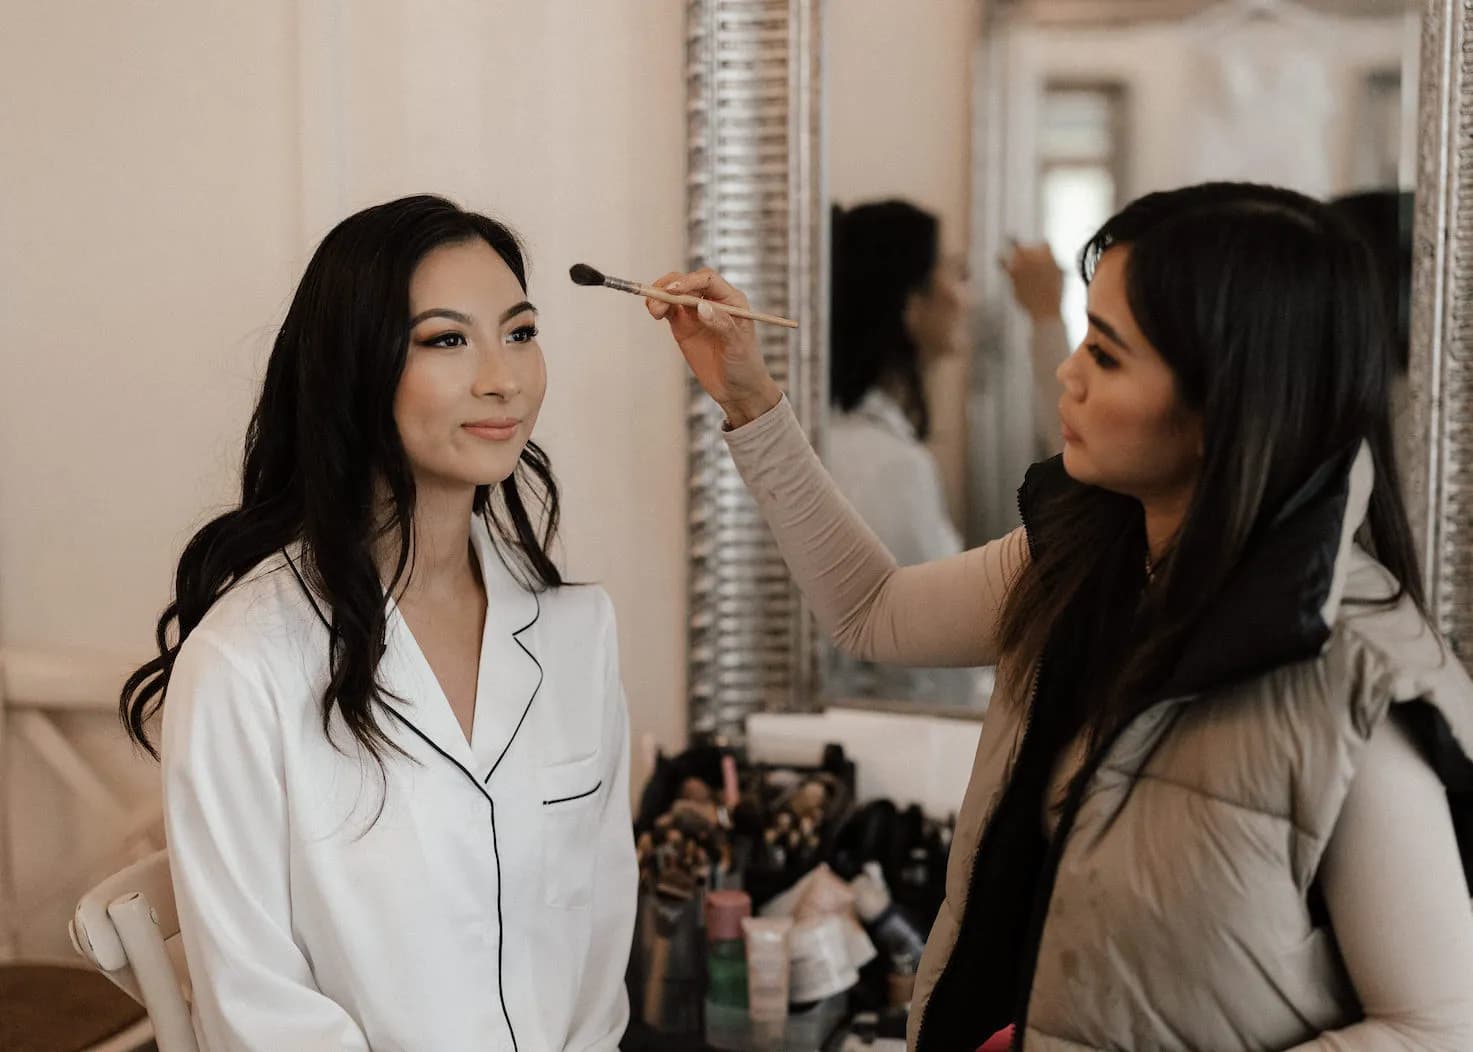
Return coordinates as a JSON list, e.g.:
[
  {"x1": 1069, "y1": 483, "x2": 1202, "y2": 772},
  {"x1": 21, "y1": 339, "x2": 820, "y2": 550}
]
[
  {"x1": 825, "y1": 0, "x2": 980, "y2": 524},
  {"x1": 827, "y1": 0, "x2": 977, "y2": 250},
  {"x1": 1, "y1": 0, "x2": 689, "y2": 955}
]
